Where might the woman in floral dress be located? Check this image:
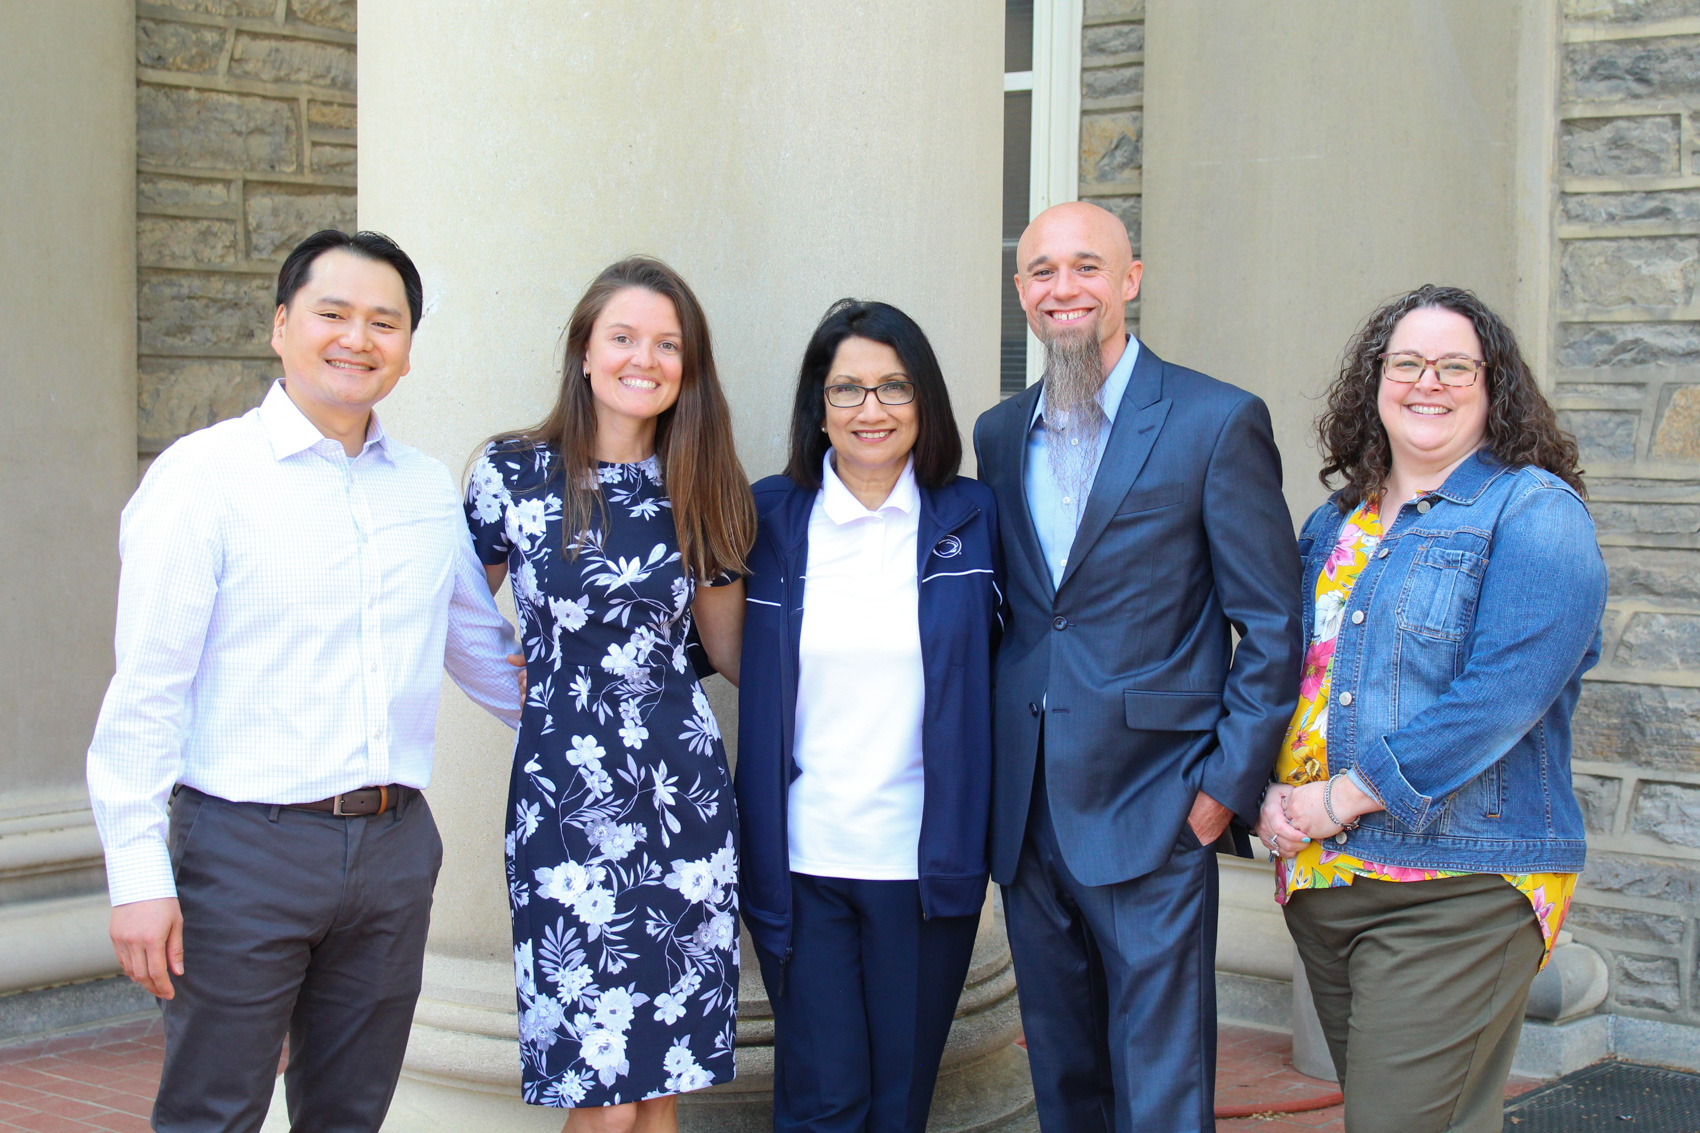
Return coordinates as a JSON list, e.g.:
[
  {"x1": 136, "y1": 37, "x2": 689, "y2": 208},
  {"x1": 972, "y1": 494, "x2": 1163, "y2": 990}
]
[{"x1": 465, "y1": 257, "x2": 755, "y2": 1130}]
